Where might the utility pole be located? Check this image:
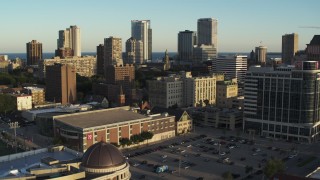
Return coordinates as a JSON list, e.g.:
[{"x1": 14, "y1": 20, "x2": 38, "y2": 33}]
[{"x1": 9, "y1": 122, "x2": 19, "y2": 153}]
